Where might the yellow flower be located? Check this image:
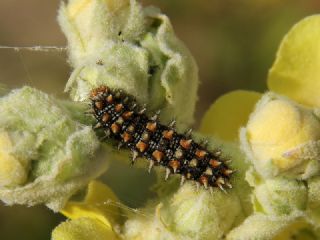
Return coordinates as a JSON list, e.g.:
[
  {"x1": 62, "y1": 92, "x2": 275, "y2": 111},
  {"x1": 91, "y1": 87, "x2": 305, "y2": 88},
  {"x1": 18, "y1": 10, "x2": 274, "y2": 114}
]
[
  {"x1": 52, "y1": 181, "x2": 120, "y2": 240},
  {"x1": 200, "y1": 90, "x2": 261, "y2": 142}
]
